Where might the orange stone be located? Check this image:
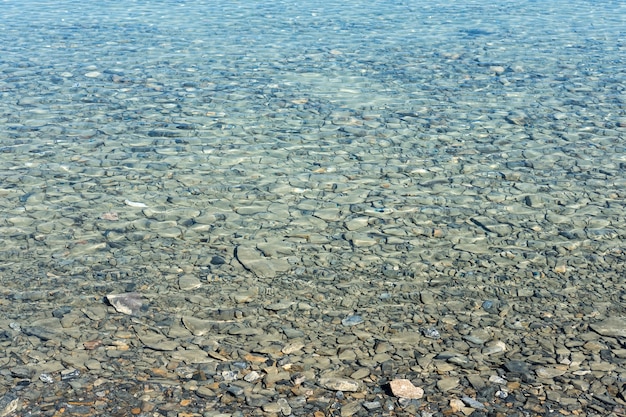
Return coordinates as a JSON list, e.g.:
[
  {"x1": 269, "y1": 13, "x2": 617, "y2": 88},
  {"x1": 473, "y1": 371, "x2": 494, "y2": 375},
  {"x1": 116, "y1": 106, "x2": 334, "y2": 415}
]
[{"x1": 179, "y1": 399, "x2": 192, "y2": 406}]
